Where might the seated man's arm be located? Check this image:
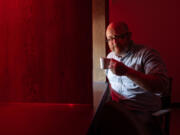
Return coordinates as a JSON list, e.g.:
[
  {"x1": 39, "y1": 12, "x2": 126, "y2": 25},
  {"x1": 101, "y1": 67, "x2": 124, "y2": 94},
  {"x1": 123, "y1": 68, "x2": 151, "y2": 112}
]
[
  {"x1": 126, "y1": 69, "x2": 168, "y2": 93},
  {"x1": 109, "y1": 49, "x2": 169, "y2": 93}
]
